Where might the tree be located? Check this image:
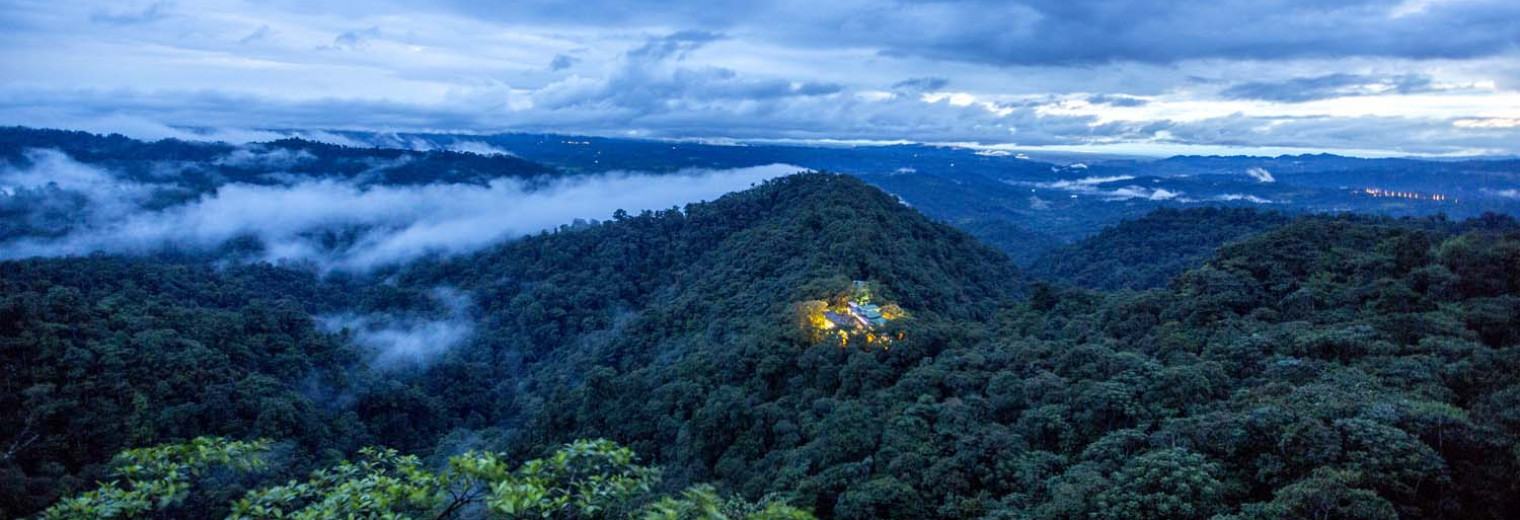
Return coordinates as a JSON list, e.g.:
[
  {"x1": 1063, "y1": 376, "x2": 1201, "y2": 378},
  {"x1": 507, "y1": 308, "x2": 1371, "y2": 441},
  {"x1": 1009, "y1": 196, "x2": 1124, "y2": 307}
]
[
  {"x1": 37, "y1": 437, "x2": 272, "y2": 520},
  {"x1": 1090, "y1": 448, "x2": 1228, "y2": 520},
  {"x1": 639, "y1": 485, "x2": 815, "y2": 520},
  {"x1": 227, "y1": 438, "x2": 661, "y2": 520},
  {"x1": 40, "y1": 438, "x2": 812, "y2": 520},
  {"x1": 1228, "y1": 469, "x2": 1397, "y2": 520}
]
